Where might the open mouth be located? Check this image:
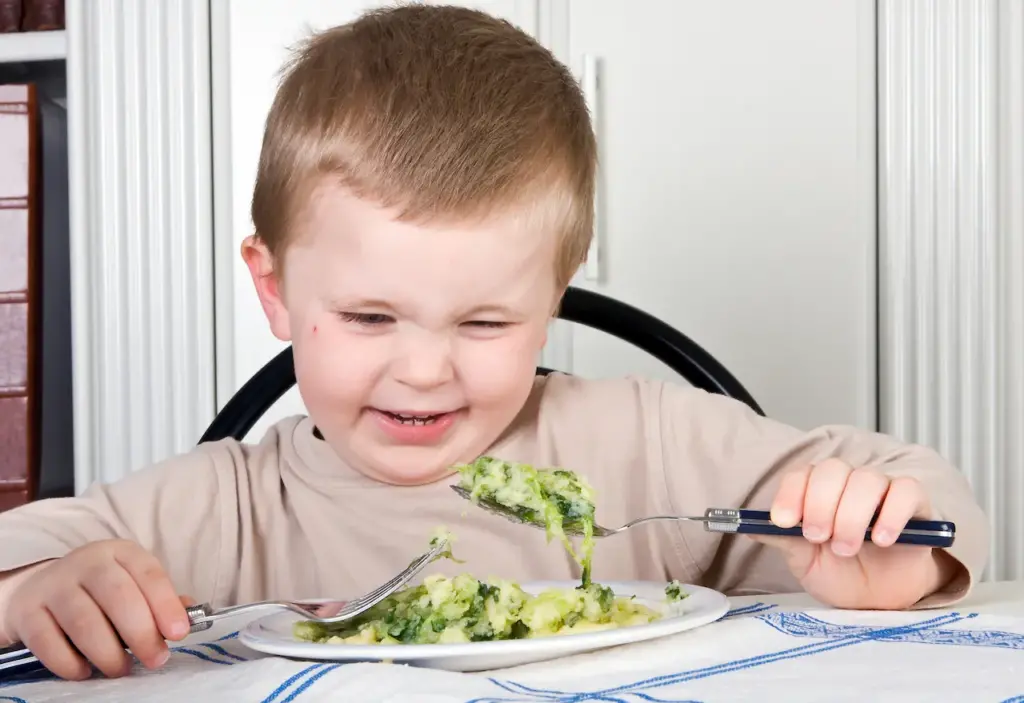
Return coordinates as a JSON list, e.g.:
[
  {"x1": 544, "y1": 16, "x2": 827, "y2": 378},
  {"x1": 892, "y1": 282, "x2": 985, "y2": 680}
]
[
  {"x1": 378, "y1": 411, "x2": 446, "y2": 426},
  {"x1": 371, "y1": 408, "x2": 460, "y2": 444}
]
